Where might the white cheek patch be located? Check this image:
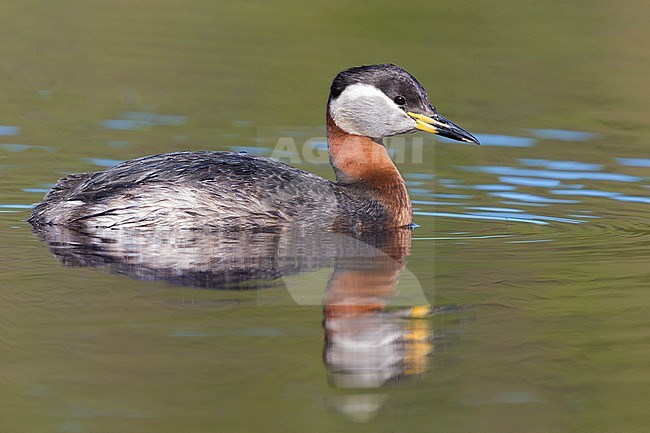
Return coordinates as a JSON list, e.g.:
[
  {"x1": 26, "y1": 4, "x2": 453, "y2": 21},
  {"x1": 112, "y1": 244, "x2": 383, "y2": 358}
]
[{"x1": 329, "y1": 83, "x2": 417, "y2": 138}]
